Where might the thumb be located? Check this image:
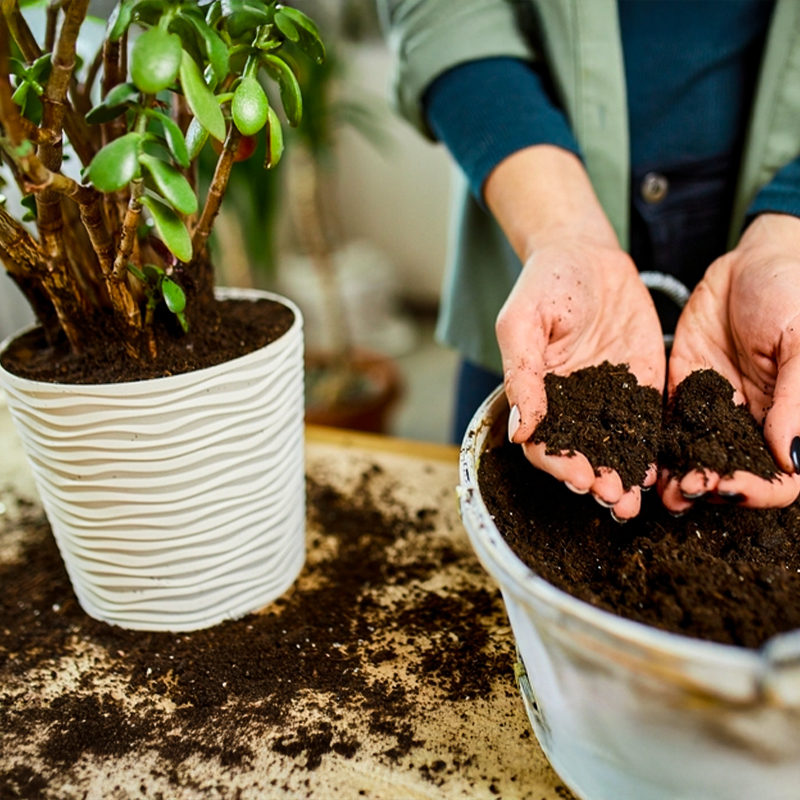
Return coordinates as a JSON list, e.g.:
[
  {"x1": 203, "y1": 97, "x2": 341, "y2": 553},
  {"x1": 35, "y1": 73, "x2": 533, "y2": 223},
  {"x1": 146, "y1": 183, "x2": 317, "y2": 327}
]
[
  {"x1": 500, "y1": 341, "x2": 549, "y2": 444},
  {"x1": 763, "y1": 352, "x2": 800, "y2": 475}
]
